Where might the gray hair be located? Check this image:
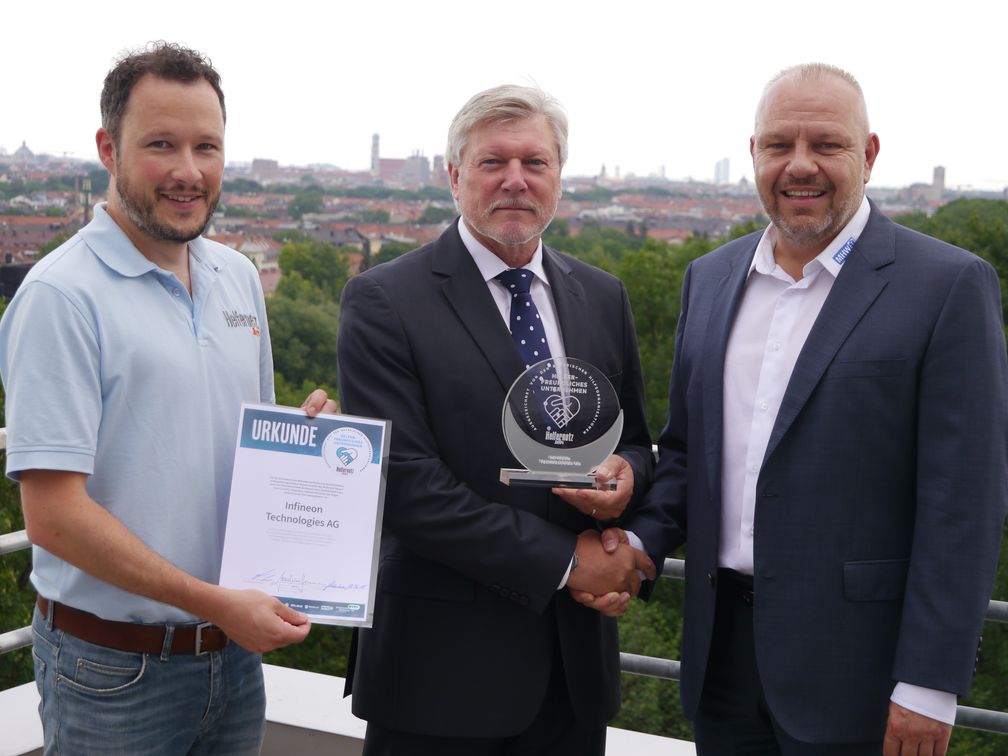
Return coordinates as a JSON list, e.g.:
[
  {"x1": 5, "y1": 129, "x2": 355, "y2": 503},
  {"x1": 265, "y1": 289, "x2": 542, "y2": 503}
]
[
  {"x1": 756, "y1": 63, "x2": 869, "y2": 135},
  {"x1": 446, "y1": 85, "x2": 569, "y2": 168}
]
